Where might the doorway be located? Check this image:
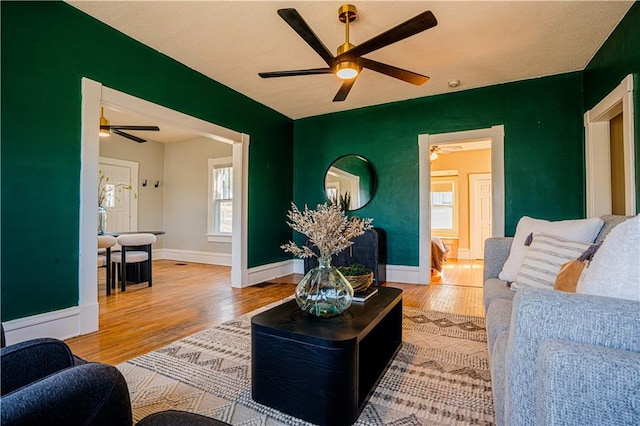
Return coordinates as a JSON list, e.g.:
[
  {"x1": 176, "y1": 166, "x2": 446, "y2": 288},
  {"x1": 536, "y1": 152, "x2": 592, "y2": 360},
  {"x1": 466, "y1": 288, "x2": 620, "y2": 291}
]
[
  {"x1": 99, "y1": 157, "x2": 138, "y2": 233},
  {"x1": 584, "y1": 74, "x2": 636, "y2": 217},
  {"x1": 79, "y1": 78, "x2": 250, "y2": 335},
  {"x1": 418, "y1": 125, "x2": 505, "y2": 285}
]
